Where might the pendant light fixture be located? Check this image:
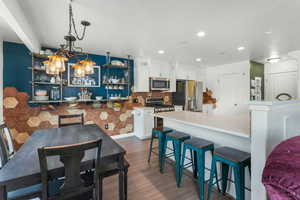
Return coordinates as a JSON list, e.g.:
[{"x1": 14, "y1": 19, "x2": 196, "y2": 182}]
[
  {"x1": 44, "y1": 0, "x2": 95, "y2": 77},
  {"x1": 73, "y1": 64, "x2": 86, "y2": 78}
]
